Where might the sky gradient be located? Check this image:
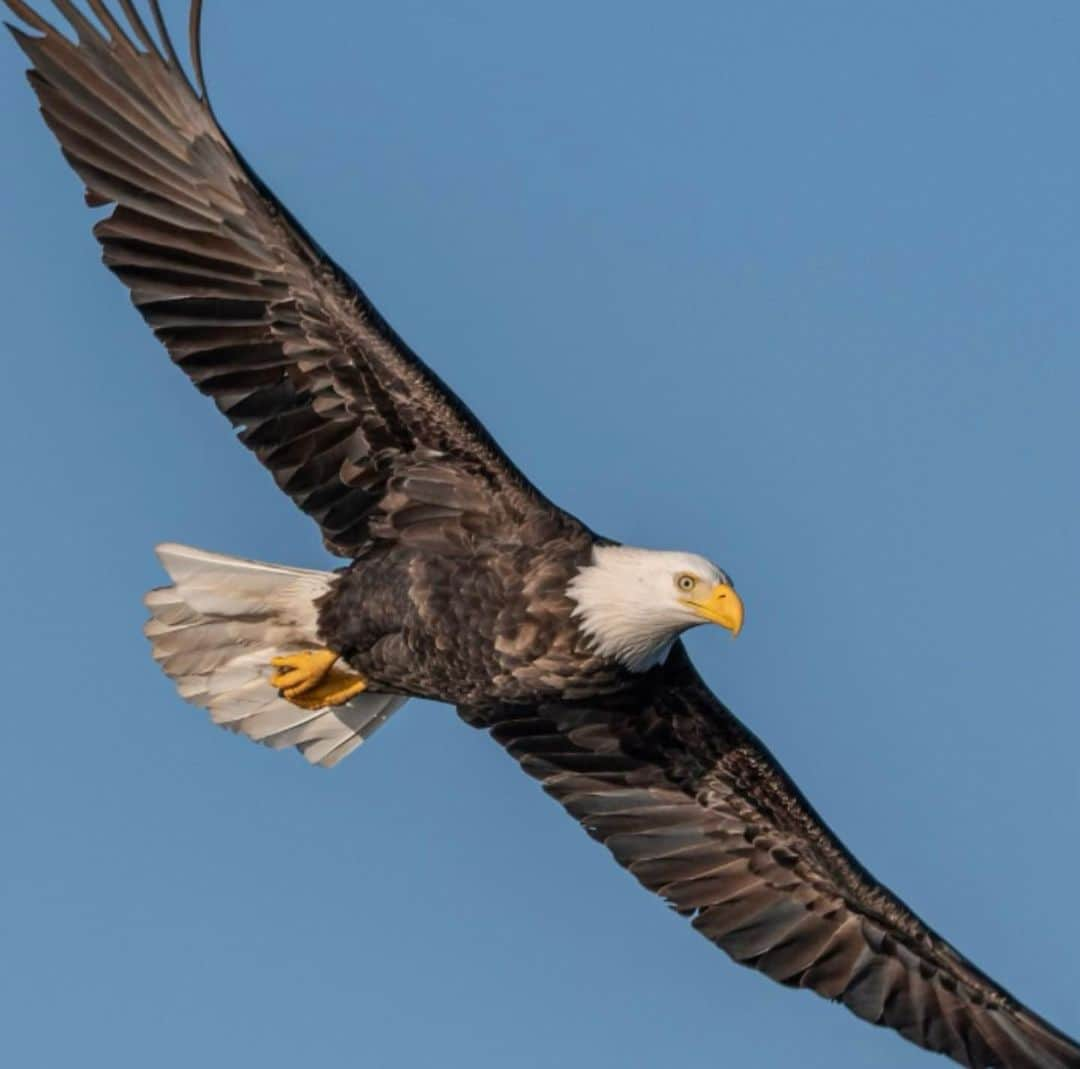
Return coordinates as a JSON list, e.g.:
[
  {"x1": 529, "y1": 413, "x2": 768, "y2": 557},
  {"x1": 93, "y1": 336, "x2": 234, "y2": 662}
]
[{"x1": 1, "y1": 2, "x2": 1078, "y2": 1066}]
